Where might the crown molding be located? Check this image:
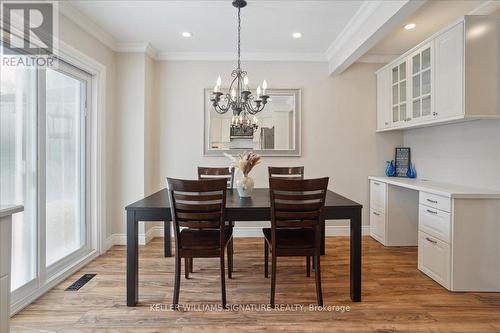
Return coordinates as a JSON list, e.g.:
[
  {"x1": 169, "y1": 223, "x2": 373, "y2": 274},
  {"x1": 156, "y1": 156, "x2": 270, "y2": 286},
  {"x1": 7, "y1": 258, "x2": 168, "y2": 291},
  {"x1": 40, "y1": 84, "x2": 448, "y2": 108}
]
[
  {"x1": 58, "y1": 1, "x2": 117, "y2": 50},
  {"x1": 114, "y1": 42, "x2": 158, "y2": 58},
  {"x1": 357, "y1": 53, "x2": 398, "y2": 64},
  {"x1": 156, "y1": 51, "x2": 326, "y2": 62},
  {"x1": 326, "y1": 0, "x2": 426, "y2": 75}
]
